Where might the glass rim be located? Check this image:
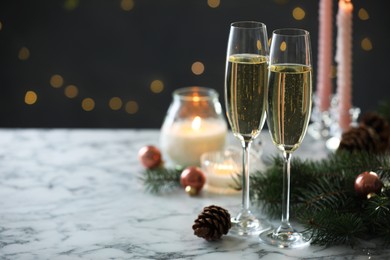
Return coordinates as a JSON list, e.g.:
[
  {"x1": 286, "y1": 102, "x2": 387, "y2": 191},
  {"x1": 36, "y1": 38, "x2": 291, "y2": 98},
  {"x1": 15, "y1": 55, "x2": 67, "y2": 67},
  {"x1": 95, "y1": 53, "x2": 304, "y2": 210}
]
[
  {"x1": 272, "y1": 28, "x2": 310, "y2": 36},
  {"x1": 230, "y1": 21, "x2": 266, "y2": 29},
  {"x1": 173, "y1": 86, "x2": 218, "y2": 101}
]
